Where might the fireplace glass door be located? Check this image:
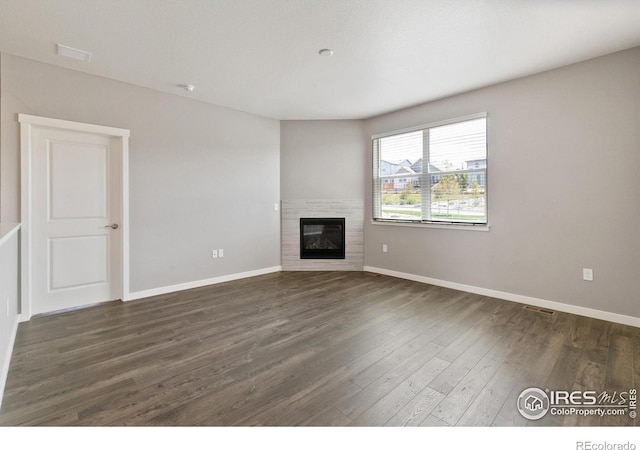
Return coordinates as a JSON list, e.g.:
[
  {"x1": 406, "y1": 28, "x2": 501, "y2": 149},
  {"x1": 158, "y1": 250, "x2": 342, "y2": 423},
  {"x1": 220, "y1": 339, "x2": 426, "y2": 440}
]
[{"x1": 300, "y1": 218, "x2": 345, "y2": 259}]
